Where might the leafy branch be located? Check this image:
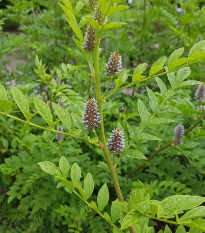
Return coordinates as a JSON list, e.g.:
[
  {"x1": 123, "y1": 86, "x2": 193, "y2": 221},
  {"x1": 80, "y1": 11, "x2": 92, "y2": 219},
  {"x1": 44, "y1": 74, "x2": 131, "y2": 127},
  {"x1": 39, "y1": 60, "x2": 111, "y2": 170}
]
[{"x1": 128, "y1": 115, "x2": 205, "y2": 178}]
